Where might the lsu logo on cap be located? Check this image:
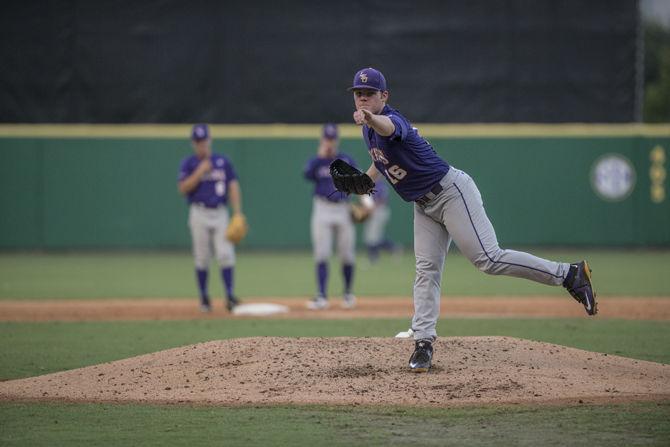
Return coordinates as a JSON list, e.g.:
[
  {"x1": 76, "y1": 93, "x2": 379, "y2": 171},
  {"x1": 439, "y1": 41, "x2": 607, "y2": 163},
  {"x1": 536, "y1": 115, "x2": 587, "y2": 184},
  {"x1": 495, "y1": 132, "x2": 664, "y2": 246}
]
[
  {"x1": 349, "y1": 67, "x2": 386, "y2": 91},
  {"x1": 192, "y1": 123, "x2": 209, "y2": 141}
]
